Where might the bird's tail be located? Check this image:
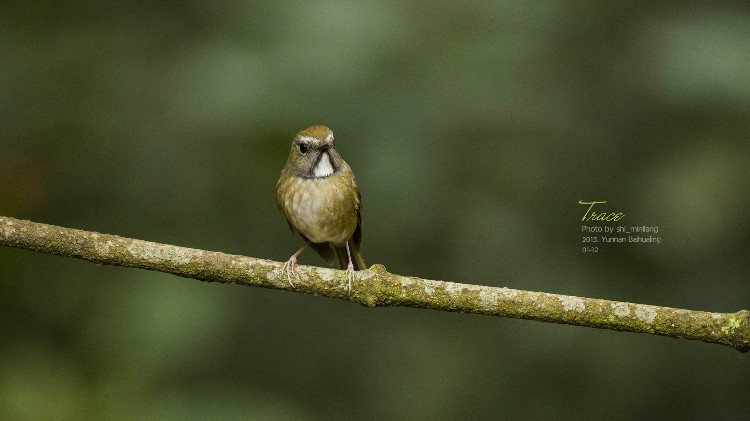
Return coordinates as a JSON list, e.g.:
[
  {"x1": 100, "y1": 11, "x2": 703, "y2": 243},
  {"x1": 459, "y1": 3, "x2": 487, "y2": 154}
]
[
  {"x1": 309, "y1": 241, "x2": 366, "y2": 271},
  {"x1": 334, "y1": 242, "x2": 366, "y2": 271}
]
